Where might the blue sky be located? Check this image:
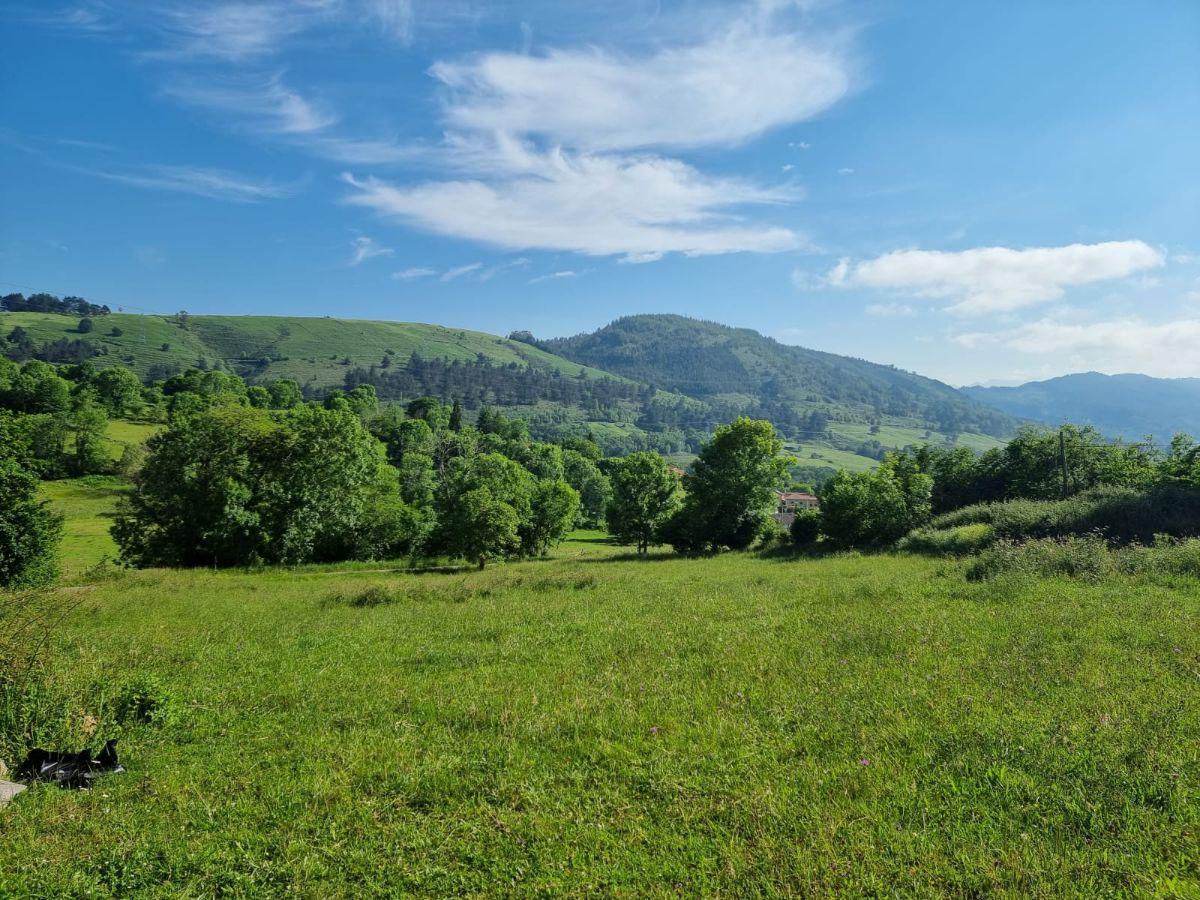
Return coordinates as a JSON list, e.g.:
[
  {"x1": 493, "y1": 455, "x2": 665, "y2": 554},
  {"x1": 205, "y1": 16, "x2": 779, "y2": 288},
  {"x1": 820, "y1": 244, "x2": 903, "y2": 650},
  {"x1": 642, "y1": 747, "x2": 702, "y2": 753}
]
[{"x1": 2, "y1": 0, "x2": 1198, "y2": 385}]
